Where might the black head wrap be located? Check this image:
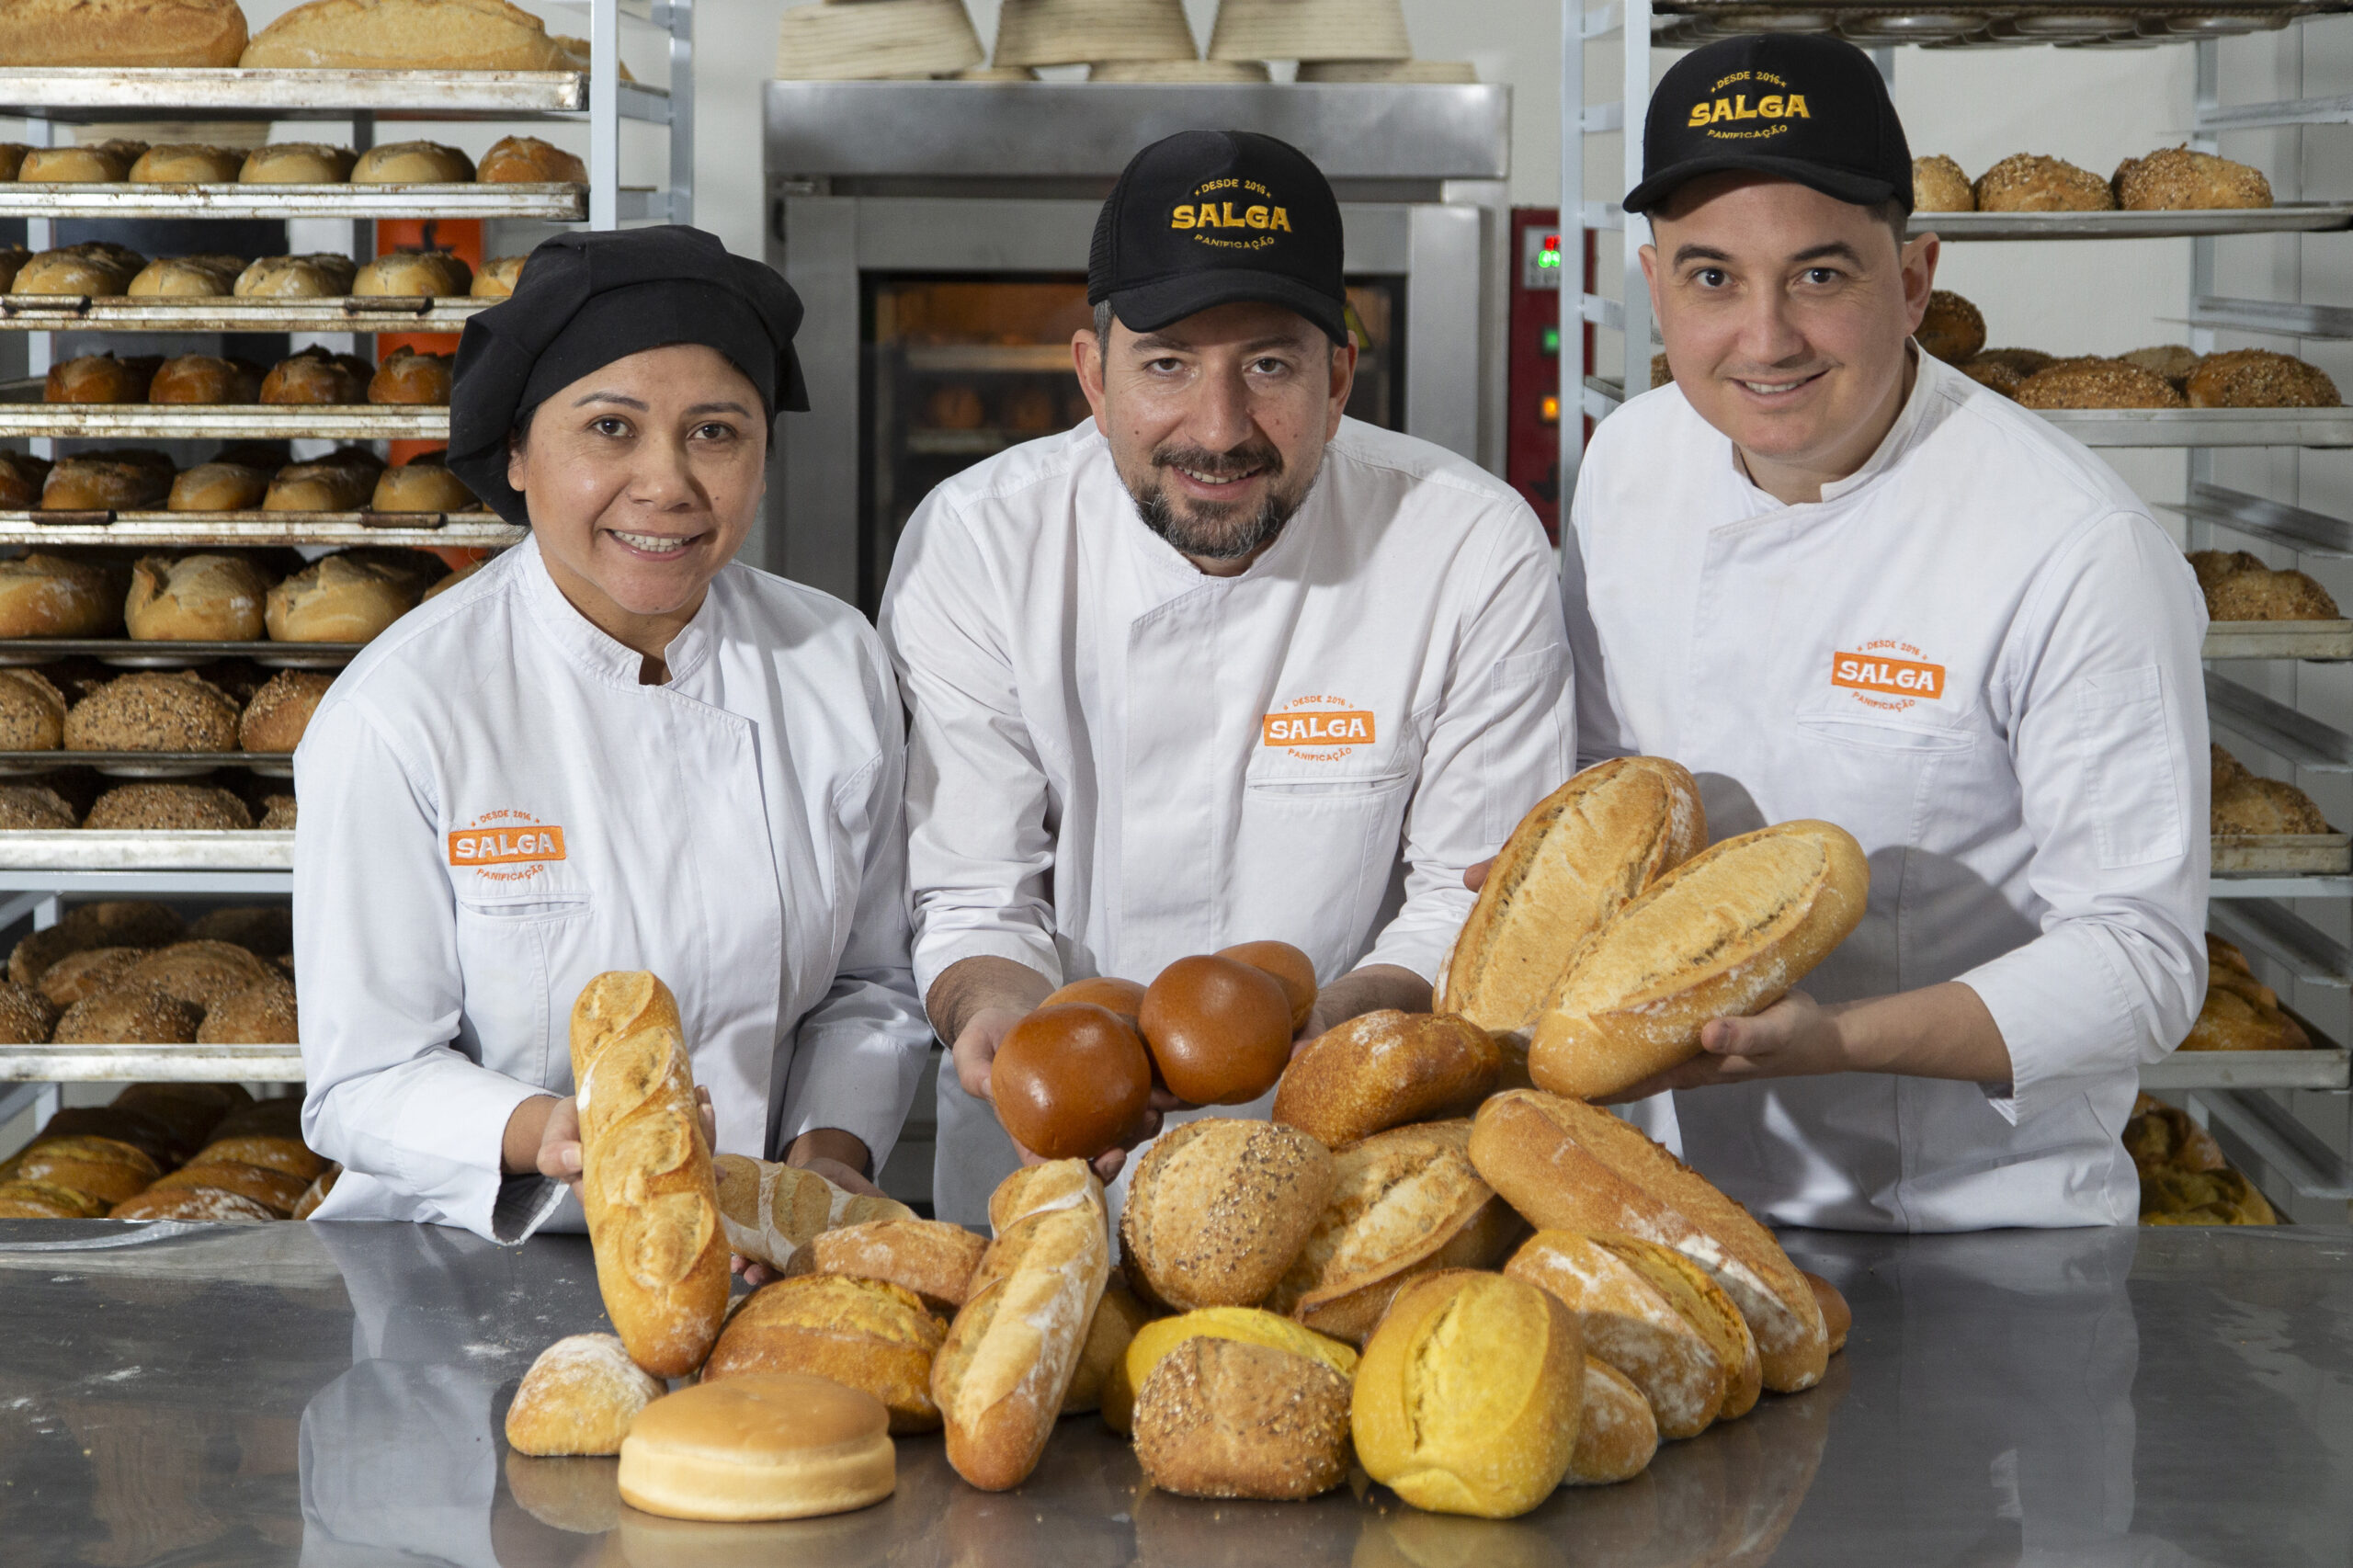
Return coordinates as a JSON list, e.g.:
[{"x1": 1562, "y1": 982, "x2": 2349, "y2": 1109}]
[{"x1": 447, "y1": 225, "x2": 809, "y2": 525}]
